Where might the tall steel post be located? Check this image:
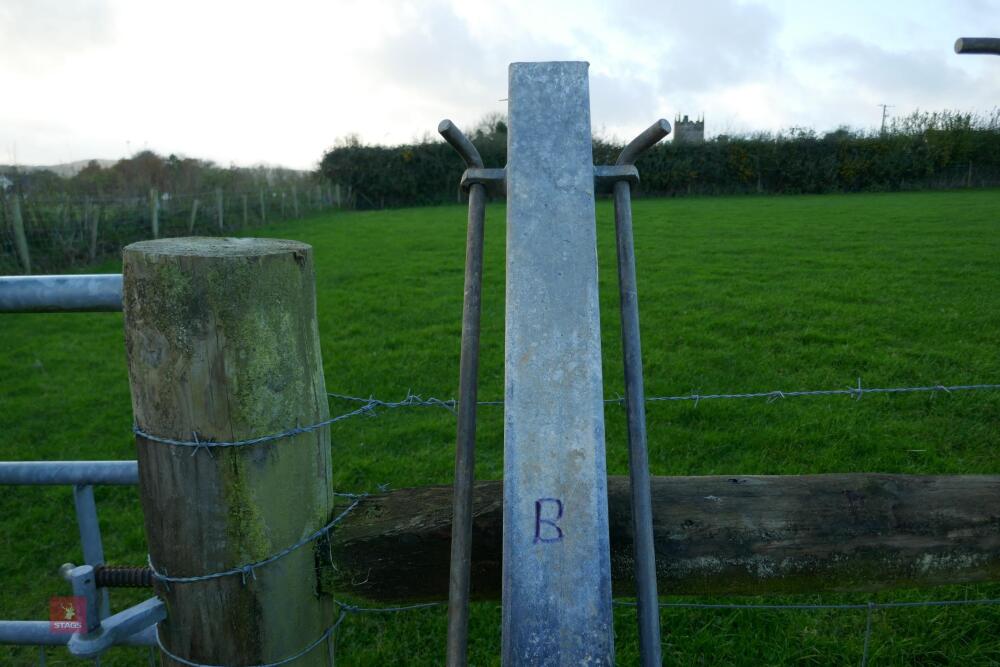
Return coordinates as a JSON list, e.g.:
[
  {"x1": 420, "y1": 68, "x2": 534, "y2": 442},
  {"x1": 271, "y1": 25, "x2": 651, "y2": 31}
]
[
  {"x1": 612, "y1": 119, "x2": 671, "y2": 666},
  {"x1": 502, "y1": 61, "x2": 614, "y2": 665},
  {"x1": 438, "y1": 119, "x2": 488, "y2": 667}
]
